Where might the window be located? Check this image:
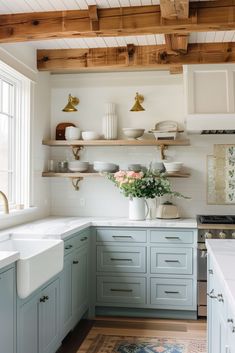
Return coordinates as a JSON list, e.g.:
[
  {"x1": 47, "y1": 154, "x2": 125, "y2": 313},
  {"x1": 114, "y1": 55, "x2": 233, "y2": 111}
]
[{"x1": 0, "y1": 61, "x2": 31, "y2": 211}]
